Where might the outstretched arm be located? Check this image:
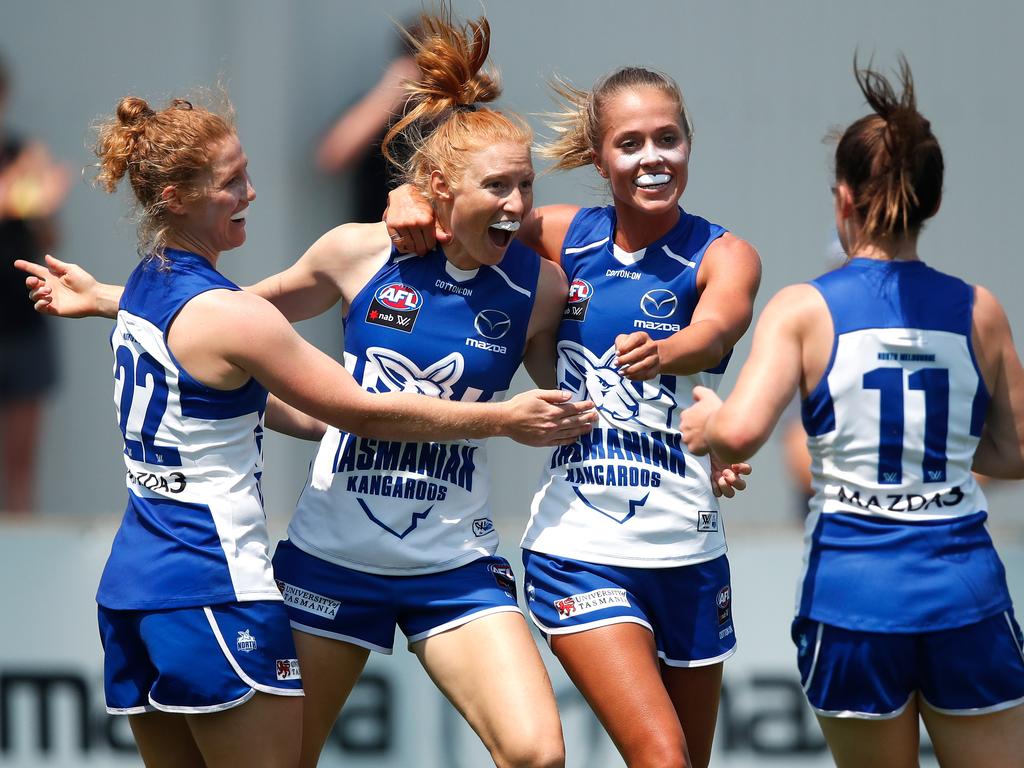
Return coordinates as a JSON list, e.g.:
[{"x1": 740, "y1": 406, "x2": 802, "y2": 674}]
[
  {"x1": 180, "y1": 288, "x2": 596, "y2": 447},
  {"x1": 245, "y1": 222, "x2": 391, "y2": 321},
  {"x1": 680, "y1": 285, "x2": 814, "y2": 464},
  {"x1": 16, "y1": 255, "x2": 122, "y2": 318},
  {"x1": 266, "y1": 395, "x2": 327, "y2": 441}
]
